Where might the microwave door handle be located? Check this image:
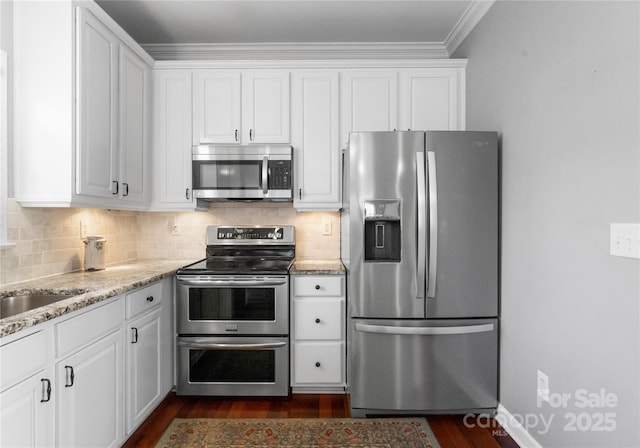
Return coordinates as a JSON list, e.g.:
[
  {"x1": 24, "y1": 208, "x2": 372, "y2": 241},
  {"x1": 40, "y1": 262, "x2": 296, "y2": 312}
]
[{"x1": 262, "y1": 156, "x2": 269, "y2": 195}]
